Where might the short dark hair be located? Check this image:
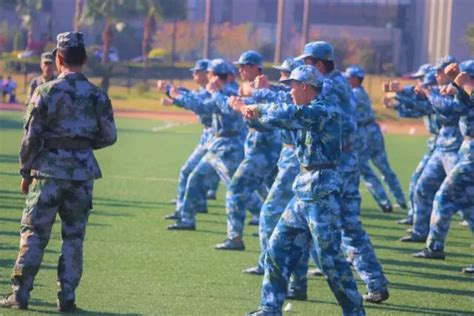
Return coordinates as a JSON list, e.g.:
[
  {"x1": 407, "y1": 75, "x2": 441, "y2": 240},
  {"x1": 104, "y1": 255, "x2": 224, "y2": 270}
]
[
  {"x1": 57, "y1": 47, "x2": 87, "y2": 66},
  {"x1": 306, "y1": 57, "x2": 334, "y2": 73},
  {"x1": 216, "y1": 73, "x2": 228, "y2": 82},
  {"x1": 357, "y1": 77, "x2": 364, "y2": 84}
]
